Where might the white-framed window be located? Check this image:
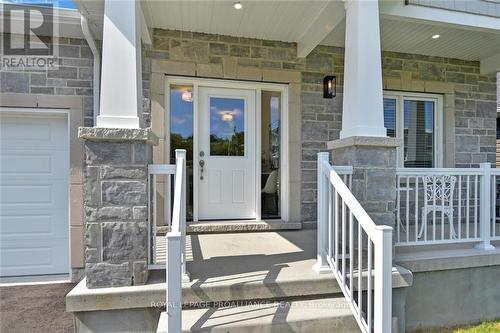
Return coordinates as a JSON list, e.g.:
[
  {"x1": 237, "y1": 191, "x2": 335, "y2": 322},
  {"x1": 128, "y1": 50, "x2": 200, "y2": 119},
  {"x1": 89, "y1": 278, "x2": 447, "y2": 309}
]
[{"x1": 383, "y1": 91, "x2": 443, "y2": 168}]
